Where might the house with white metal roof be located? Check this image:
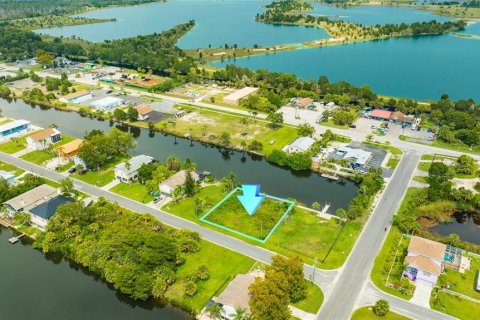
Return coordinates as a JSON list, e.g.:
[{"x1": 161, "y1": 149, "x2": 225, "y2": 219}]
[
  {"x1": 282, "y1": 137, "x2": 315, "y2": 154},
  {"x1": 114, "y1": 155, "x2": 154, "y2": 183}
]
